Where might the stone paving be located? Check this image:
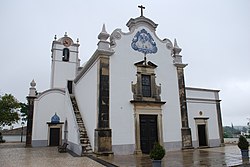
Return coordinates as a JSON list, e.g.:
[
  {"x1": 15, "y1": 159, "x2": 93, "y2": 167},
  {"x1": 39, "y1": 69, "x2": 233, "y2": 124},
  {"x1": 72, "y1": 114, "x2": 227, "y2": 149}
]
[
  {"x1": 0, "y1": 143, "x2": 104, "y2": 167},
  {"x1": 0, "y1": 142, "x2": 249, "y2": 167},
  {"x1": 99, "y1": 145, "x2": 250, "y2": 167}
]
